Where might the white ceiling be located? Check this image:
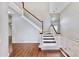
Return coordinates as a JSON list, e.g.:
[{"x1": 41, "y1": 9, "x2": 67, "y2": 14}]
[
  {"x1": 49, "y1": 2, "x2": 70, "y2": 13},
  {"x1": 24, "y1": 2, "x2": 70, "y2": 20},
  {"x1": 24, "y1": 2, "x2": 49, "y2": 20}
]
